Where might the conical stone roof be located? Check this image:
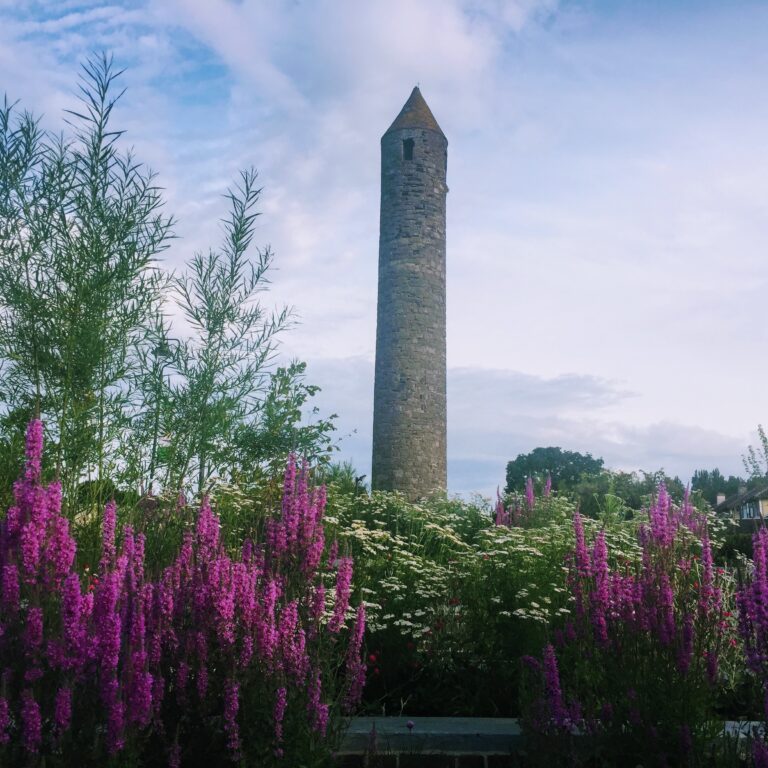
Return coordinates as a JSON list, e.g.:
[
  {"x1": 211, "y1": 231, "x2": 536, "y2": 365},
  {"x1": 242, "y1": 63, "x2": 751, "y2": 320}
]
[{"x1": 384, "y1": 86, "x2": 444, "y2": 137}]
